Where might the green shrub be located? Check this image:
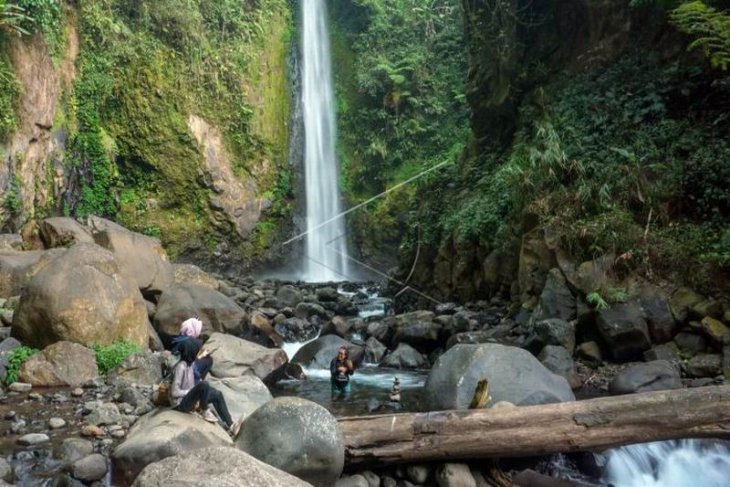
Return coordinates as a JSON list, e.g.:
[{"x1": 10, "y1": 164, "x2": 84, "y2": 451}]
[
  {"x1": 4, "y1": 346, "x2": 38, "y2": 384},
  {"x1": 0, "y1": 55, "x2": 20, "y2": 141},
  {"x1": 92, "y1": 341, "x2": 142, "y2": 375}
]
